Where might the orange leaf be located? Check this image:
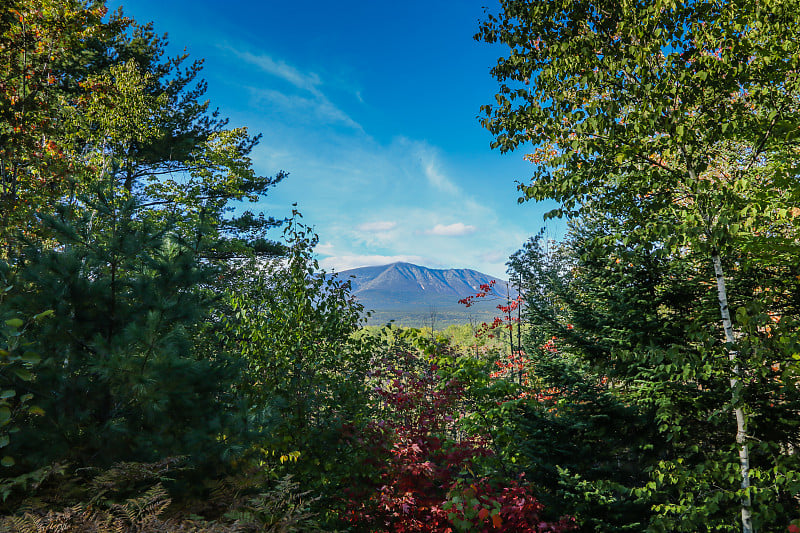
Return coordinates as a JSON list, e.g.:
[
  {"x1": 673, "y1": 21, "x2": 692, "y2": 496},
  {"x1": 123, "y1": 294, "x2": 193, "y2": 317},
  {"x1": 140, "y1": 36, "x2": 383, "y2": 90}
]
[
  {"x1": 492, "y1": 513, "x2": 503, "y2": 528},
  {"x1": 478, "y1": 508, "x2": 489, "y2": 521}
]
